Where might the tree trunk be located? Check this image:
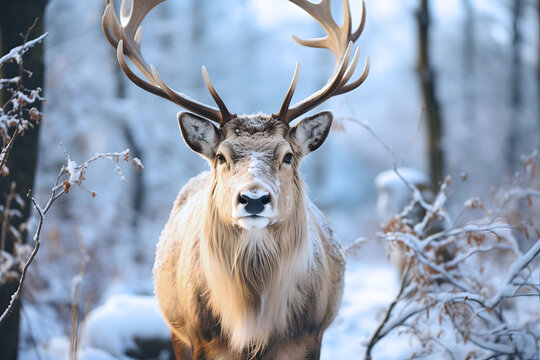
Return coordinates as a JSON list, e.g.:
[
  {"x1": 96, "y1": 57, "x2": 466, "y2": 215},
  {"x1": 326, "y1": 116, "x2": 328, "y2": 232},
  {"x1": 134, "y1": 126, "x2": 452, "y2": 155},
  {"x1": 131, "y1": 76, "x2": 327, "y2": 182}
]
[
  {"x1": 0, "y1": 1, "x2": 48, "y2": 359},
  {"x1": 507, "y1": 0, "x2": 523, "y2": 171},
  {"x1": 416, "y1": 0, "x2": 444, "y2": 188}
]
